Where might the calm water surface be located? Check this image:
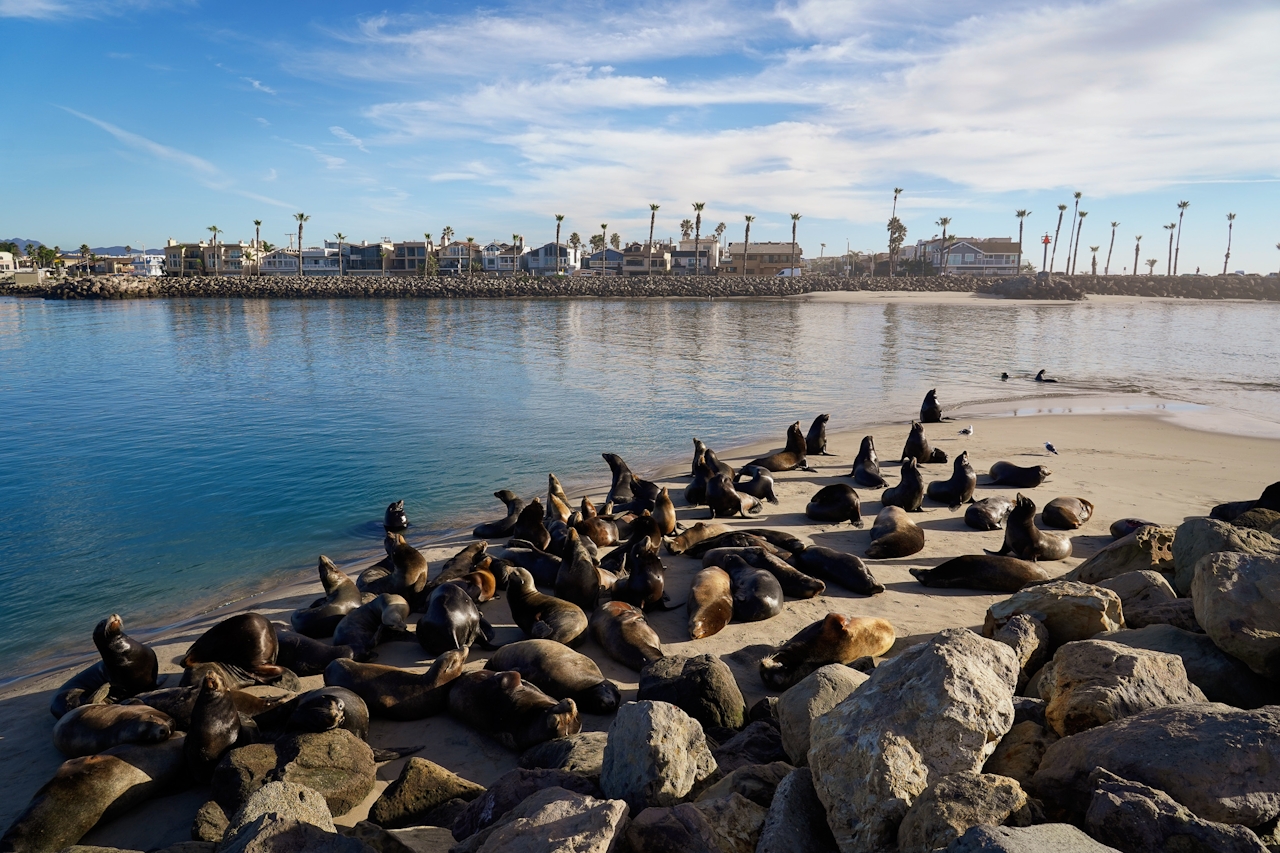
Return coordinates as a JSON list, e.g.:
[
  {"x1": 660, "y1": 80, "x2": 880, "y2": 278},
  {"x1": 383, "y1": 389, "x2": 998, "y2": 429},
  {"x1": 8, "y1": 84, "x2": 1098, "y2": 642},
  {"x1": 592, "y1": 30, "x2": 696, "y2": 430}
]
[{"x1": 2, "y1": 295, "x2": 1278, "y2": 679}]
